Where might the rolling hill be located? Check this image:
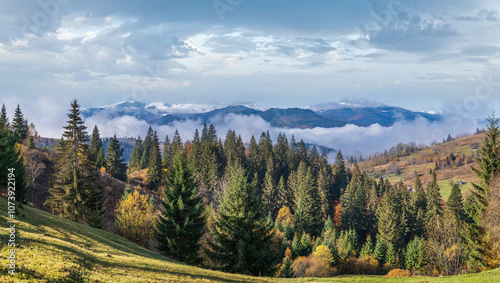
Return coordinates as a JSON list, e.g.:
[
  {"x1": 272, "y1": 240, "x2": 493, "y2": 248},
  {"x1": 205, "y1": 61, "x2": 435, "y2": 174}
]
[{"x1": 1, "y1": 197, "x2": 499, "y2": 282}]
